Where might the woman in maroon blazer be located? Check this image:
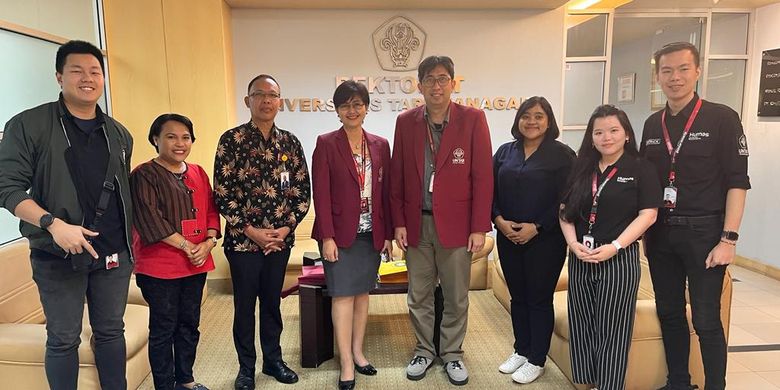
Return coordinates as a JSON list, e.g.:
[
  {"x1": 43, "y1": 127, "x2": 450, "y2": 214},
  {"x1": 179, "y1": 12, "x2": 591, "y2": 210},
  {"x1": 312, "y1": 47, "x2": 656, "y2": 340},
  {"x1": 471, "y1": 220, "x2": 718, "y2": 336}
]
[{"x1": 311, "y1": 80, "x2": 392, "y2": 390}]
